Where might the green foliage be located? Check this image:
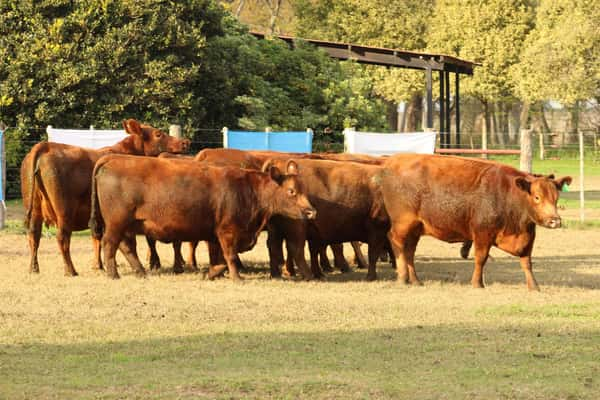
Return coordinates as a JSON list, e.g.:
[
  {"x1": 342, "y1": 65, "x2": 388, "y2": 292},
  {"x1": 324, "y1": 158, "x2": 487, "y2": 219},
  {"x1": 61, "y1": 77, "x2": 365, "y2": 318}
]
[
  {"x1": 0, "y1": 0, "x2": 386, "y2": 139},
  {"x1": 428, "y1": 0, "x2": 536, "y2": 103},
  {"x1": 512, "y1": 0, "x2": 600, "y2": 105},
  {"x1": 0, "y1": 0, "x2": 226, "y2": 132},
  {"x1": 293, "y1": 0, "x2": 434, "y2": 105}
]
